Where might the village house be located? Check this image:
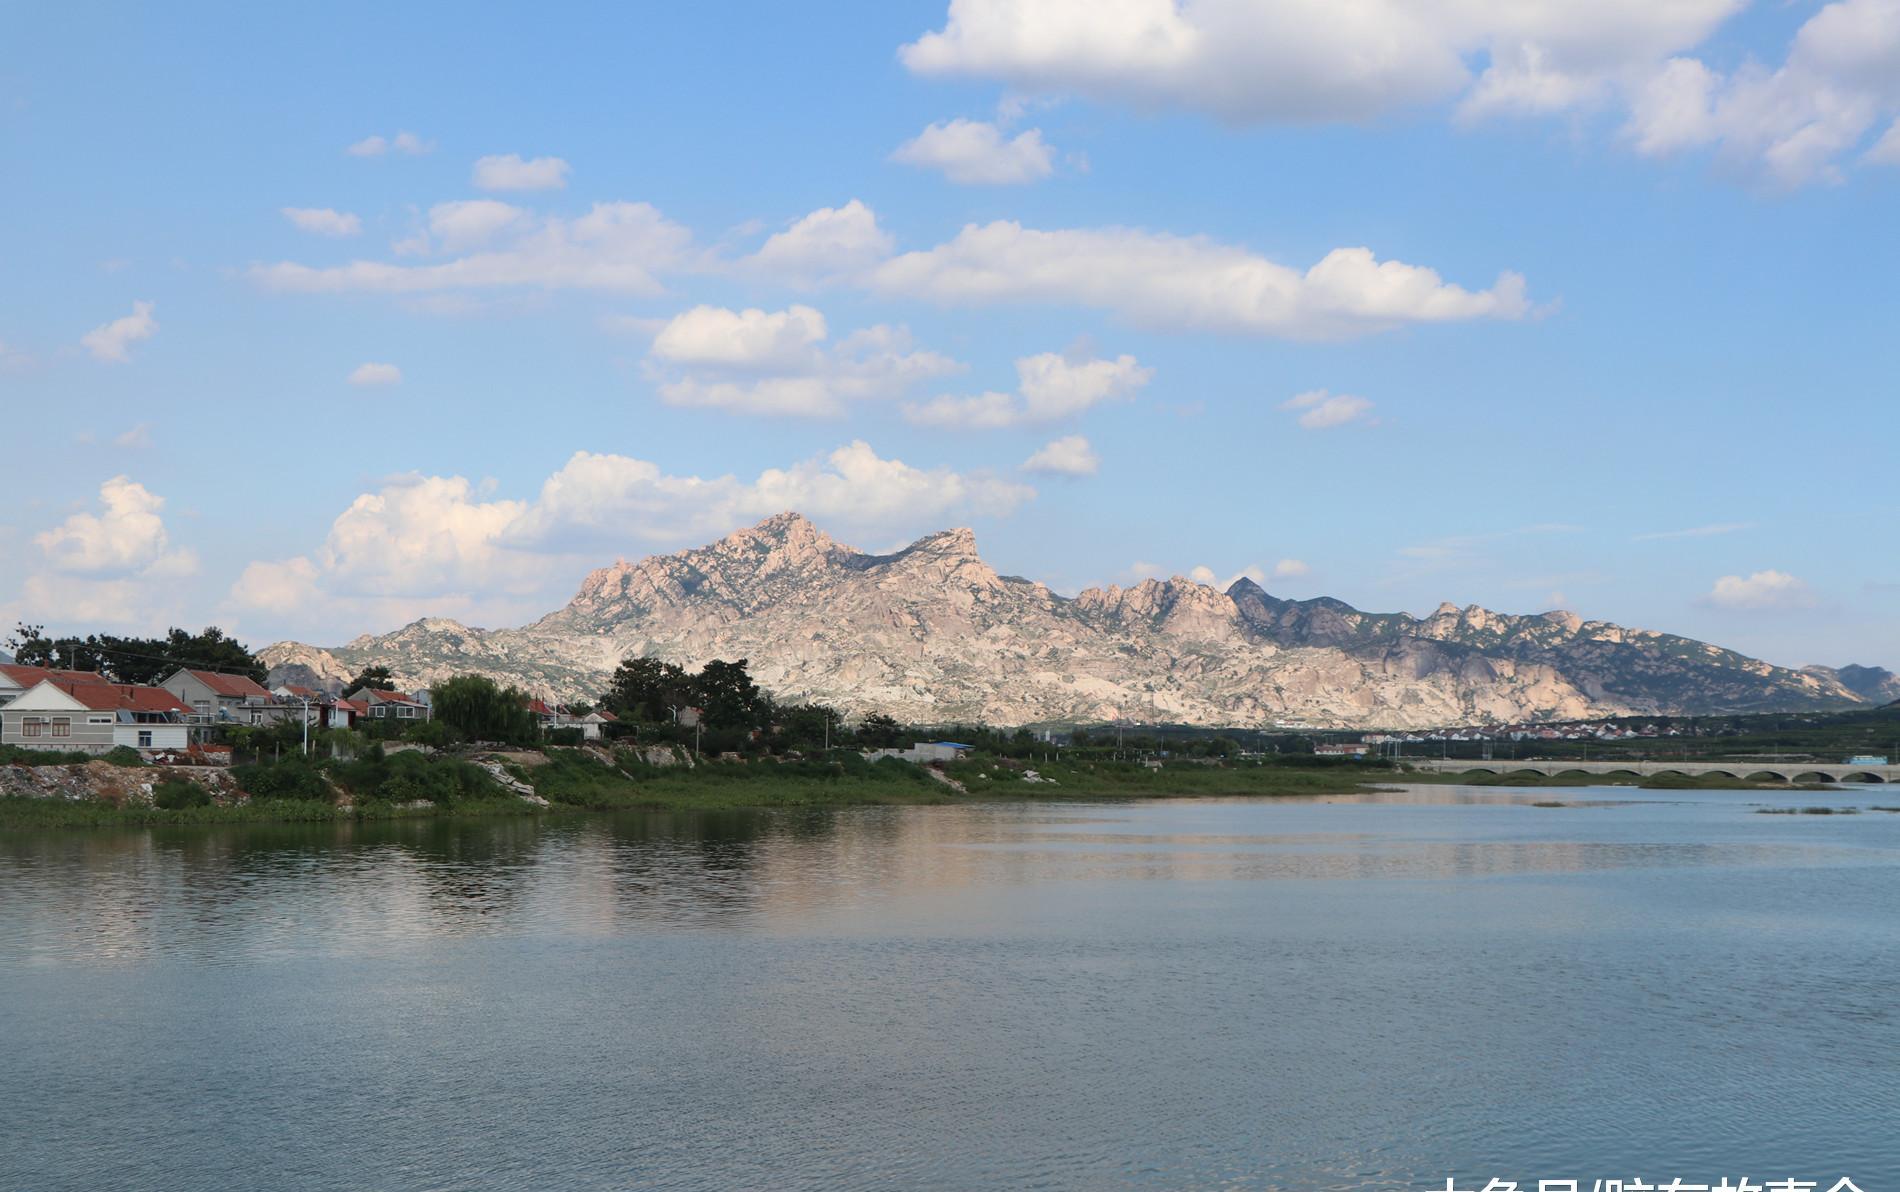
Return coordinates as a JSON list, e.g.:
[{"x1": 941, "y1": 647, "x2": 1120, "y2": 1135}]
[
  {"x1": 326, "y1": 698, "x2": 366, "y2": 730},
  {"x1": 0, "y1": 677, "x2": 190, "y2": 754},
  {"x1": 348, "y1": 688, "x2": 431, "y2": 721},
  {"x1": 0, "y1": 664, "x2": 114, "y2": 708},
  {"x1": 159, "y1": 668, "x2": 276, "y2": 724}
]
